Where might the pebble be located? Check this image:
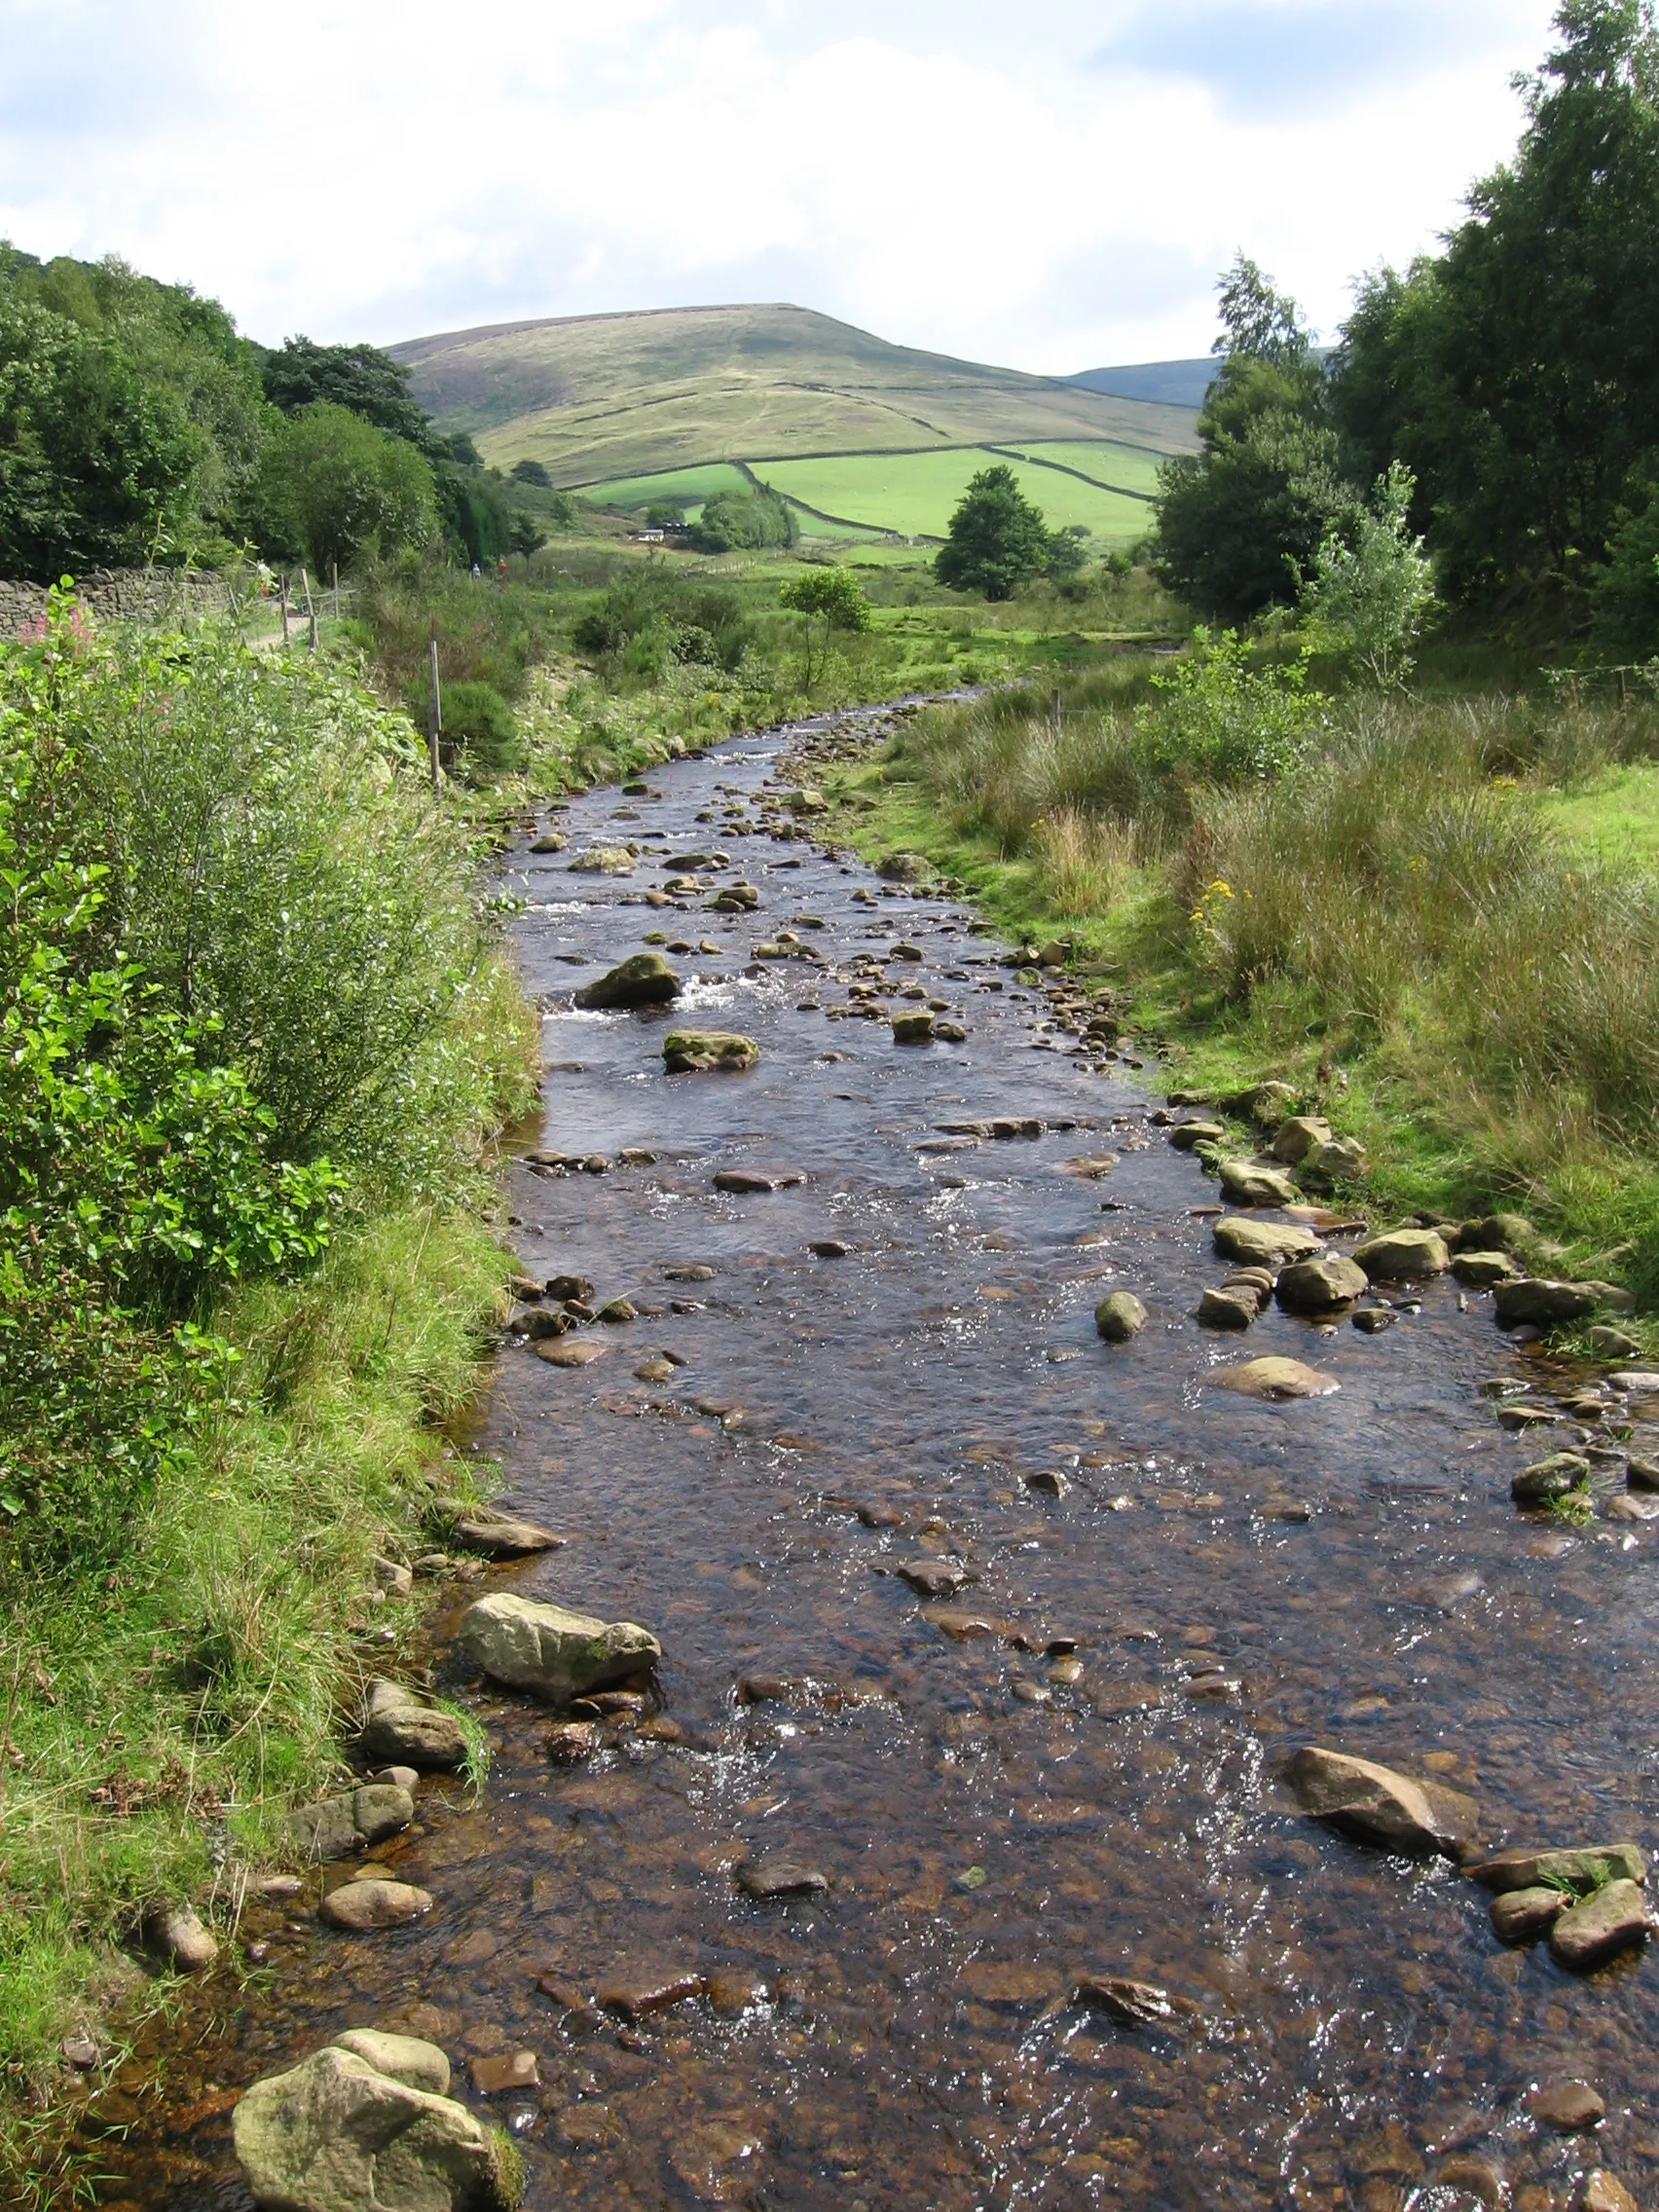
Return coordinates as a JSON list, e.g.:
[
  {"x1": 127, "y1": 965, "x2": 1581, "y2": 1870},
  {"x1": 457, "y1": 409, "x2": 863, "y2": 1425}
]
[
  {"x1": 472, "y1": 2049, "x2": 540, "y2": 2095},
  {"x1": 1526, "y1": 2080, "x2": 1604, "y2": 2132},
  {"x1": 595, "y1": 1968, "x2": 705, "y2": 2019}
]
